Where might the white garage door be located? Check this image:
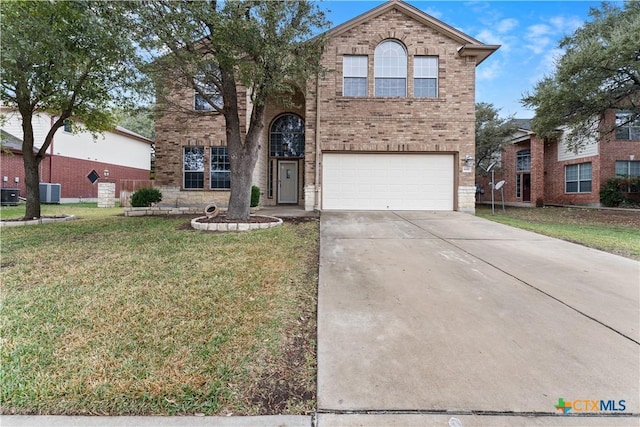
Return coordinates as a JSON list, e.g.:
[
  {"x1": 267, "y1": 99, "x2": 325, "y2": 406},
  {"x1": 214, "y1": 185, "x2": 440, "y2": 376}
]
[{"x1": 322, "y1": 153, "x2": 454, "y2": 210}]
